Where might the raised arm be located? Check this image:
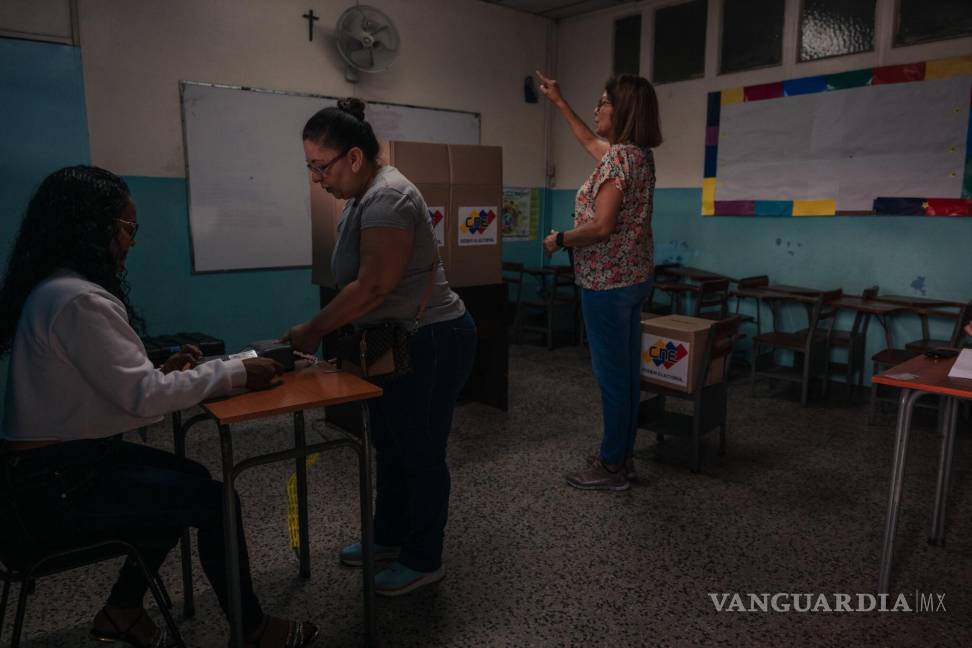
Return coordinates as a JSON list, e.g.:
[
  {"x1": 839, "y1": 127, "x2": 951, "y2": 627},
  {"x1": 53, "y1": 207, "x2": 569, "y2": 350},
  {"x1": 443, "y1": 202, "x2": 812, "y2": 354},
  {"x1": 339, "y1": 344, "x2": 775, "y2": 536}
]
[{"x1": 536, "y1": 70, "x2": 609, "y2": 161}]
